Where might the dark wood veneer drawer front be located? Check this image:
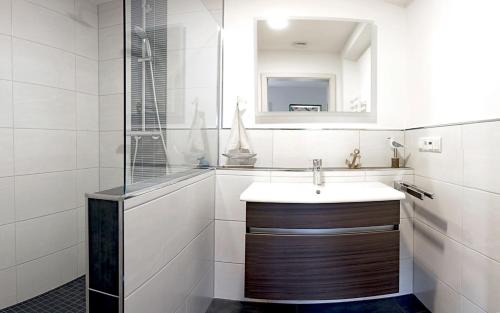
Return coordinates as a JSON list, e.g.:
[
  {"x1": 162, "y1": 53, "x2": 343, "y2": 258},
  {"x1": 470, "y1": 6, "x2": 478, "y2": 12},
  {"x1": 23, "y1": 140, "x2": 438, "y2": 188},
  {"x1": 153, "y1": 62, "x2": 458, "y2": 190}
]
[
  {"x1": 245, "y1": 231, "x2": 400, "y2": 300},
  {"x1": 246, "y1": 201, "x2": 400, "y2": 229}
]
